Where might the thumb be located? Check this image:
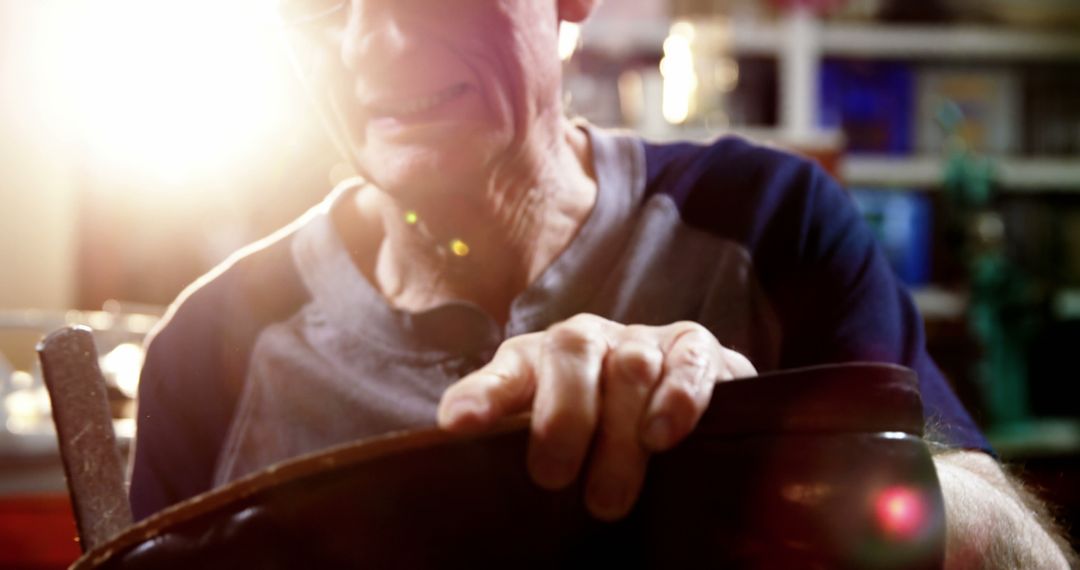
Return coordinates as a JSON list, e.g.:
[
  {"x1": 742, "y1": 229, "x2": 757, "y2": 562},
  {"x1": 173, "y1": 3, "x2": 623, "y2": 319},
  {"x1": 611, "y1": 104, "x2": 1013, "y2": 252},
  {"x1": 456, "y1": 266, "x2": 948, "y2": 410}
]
[{"x1": 438, "y1": 337, "x2": 539, "y2": 433}]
